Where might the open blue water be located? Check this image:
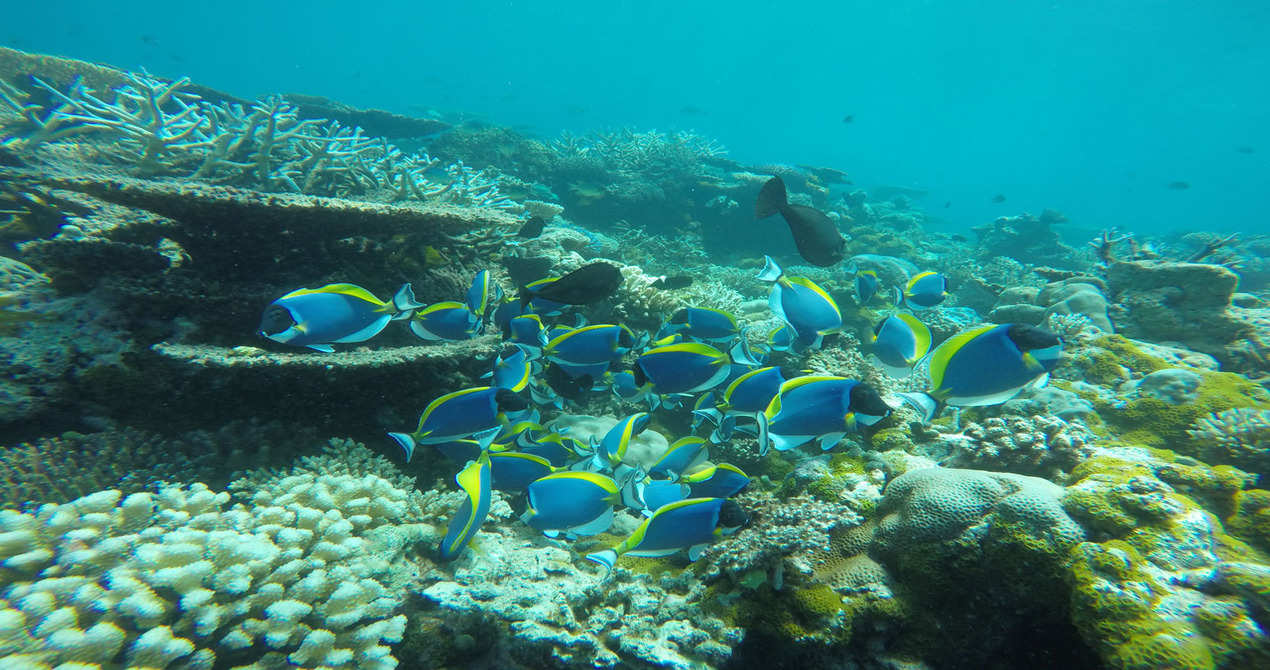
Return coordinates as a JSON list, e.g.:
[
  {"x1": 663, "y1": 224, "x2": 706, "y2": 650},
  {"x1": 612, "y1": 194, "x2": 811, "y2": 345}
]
[{"x1": 6, "y1": 0, "x2": 1268, "y2": 237}]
